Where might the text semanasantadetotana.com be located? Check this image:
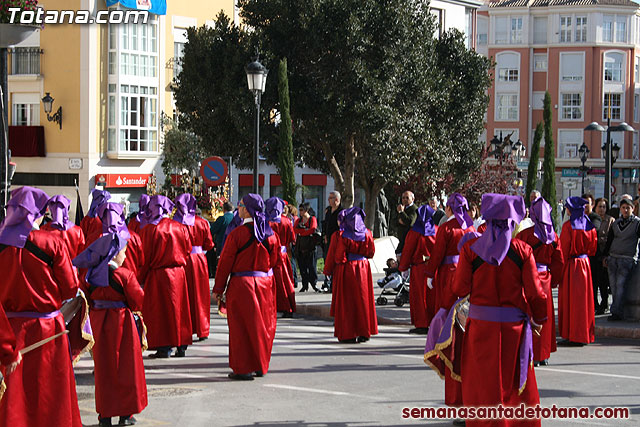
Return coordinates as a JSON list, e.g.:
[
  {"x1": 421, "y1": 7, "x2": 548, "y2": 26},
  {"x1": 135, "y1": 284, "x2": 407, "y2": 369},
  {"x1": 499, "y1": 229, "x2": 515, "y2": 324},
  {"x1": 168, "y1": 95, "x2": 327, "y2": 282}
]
[{"x1": 402, "y1": 404, "x2": 630, "y2": 420}]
